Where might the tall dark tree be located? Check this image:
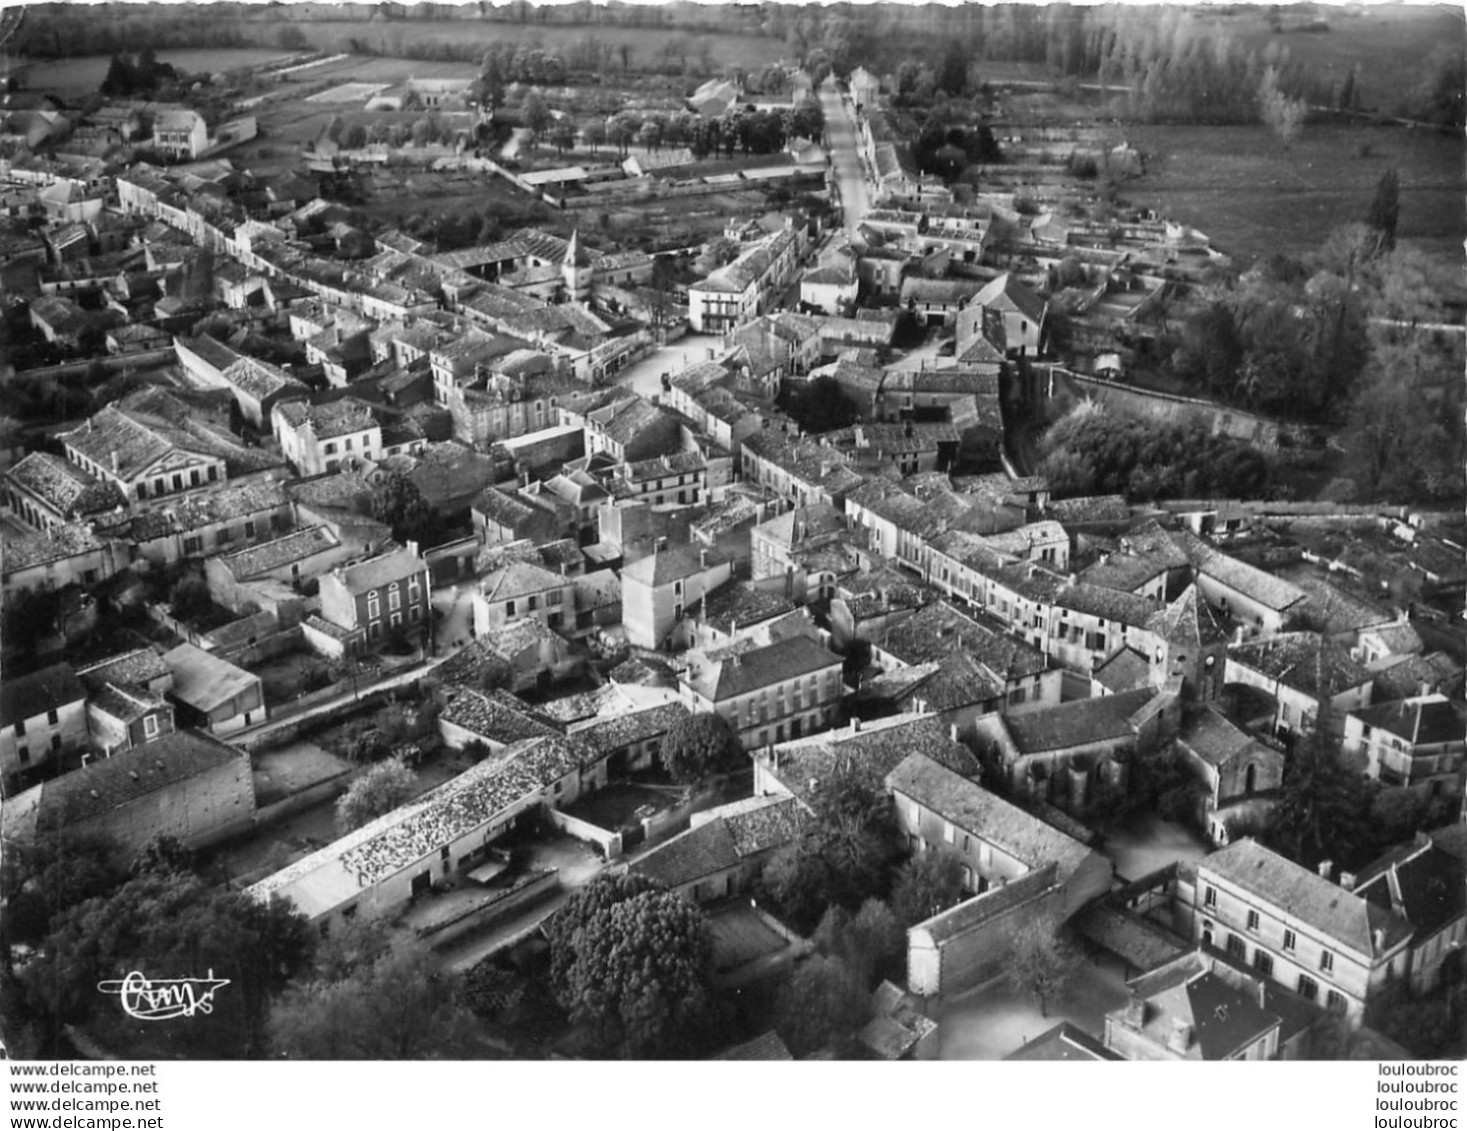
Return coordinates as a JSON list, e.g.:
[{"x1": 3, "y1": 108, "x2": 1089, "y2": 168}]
[
  {"x1": 1264, "y1": 730, "x2": 1372, "y2": 870},
  {"x1": 1006, "y1": 918, "x2": 1083, "y2": 1017},
  {"x1": 270, "y1": 947, "x2": 475, "y2": 1059},
  {"x1": 24, "y1": 874, "x2": 314, "y2": 1058},
  {"x1": 658, "y1": 712, "x2": 744, "y2": 783},
  {"x1": 551, "y1": 887, "x2": 713, "y2": 1057},
  {"x1": 775, "y1": 954, "x2": 871, "y2": 1056},
  {"x1": 371, "y1": 470, "x2": 439, "y2": 547},
  {"x1": 1365, "y1": 169, "x2": 1400, "y2": 254},
  {"x1": 891, "y1": 852, "x2": 966, "y2": 927},
  {"x1": 545, "y1": 872, "x2": 663, "y2": 991}
]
